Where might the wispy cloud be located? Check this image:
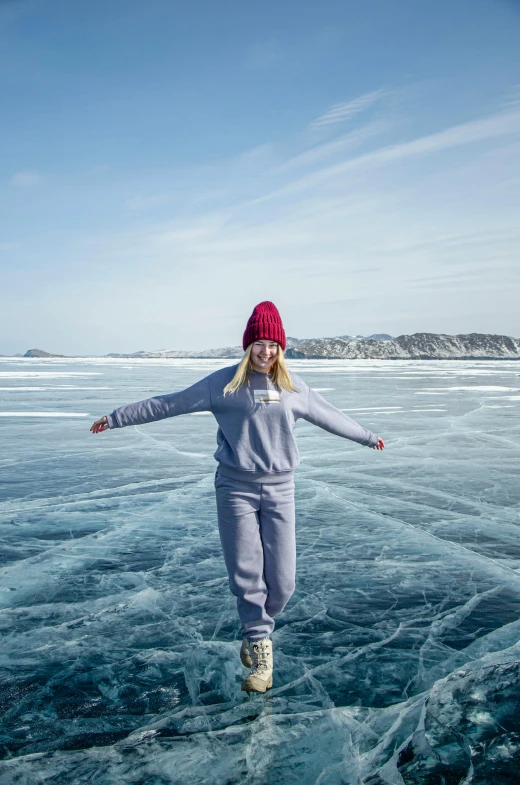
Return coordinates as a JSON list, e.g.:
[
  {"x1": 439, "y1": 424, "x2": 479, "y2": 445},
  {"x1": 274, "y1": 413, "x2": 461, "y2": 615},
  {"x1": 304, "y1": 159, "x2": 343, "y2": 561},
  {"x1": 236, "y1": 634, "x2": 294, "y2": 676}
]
[
  {"x1": 4, "y1": 85, "x2": 519, "y2": 349},
  {"x1": 77, "y1": 99, "x2": 520, "y2": 266},
  {"x1": 274, "y1": 120, "x2": 390, "y2": 176},
  {"x1": 259, "y1": 106, "x2": 520, "y2": 203},
  {"x1": 309, "y1": 90, "x2": 387, "y2": 129},
  {"x1": 10, "y1": 170, "x2": 43, "y2": 187}
]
